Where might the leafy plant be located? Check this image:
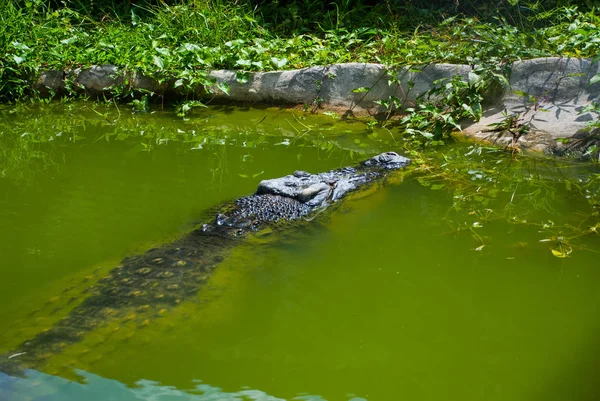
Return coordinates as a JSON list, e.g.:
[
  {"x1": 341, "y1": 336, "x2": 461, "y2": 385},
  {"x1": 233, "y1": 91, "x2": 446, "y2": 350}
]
[{"x1": 1, "y1": 1, "x2": 599, "y2": 104}]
